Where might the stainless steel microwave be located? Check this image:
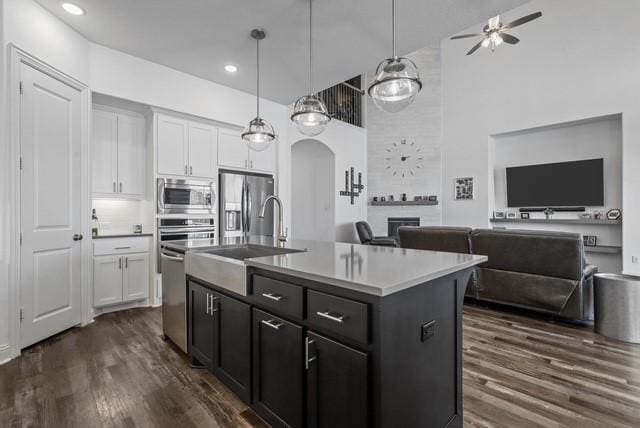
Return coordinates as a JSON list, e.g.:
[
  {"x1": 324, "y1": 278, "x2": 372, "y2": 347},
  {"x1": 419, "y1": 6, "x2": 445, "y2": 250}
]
[{"x1": 157, "y1": 178, "x2": 215, "y2": 215}]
